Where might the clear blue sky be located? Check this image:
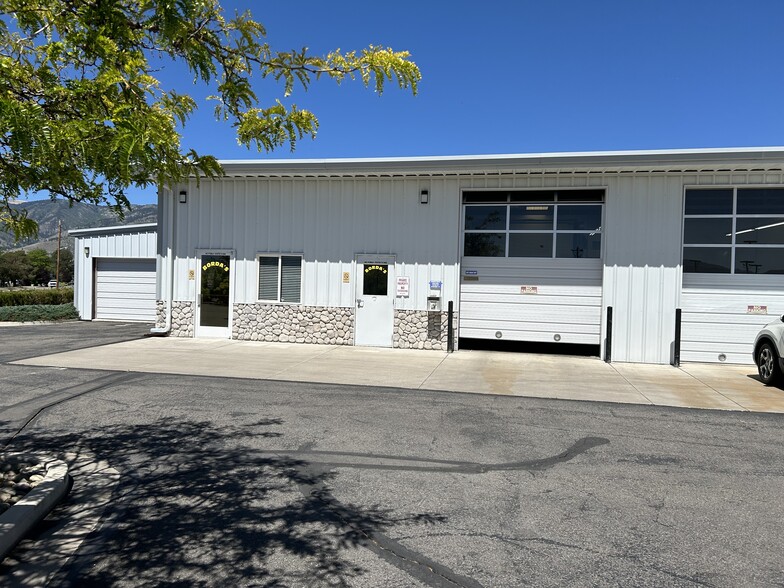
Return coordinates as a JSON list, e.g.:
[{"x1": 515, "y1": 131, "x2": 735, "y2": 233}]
[{"x1": 130, "y1": 0, "x2": 784, "y2": 203}]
